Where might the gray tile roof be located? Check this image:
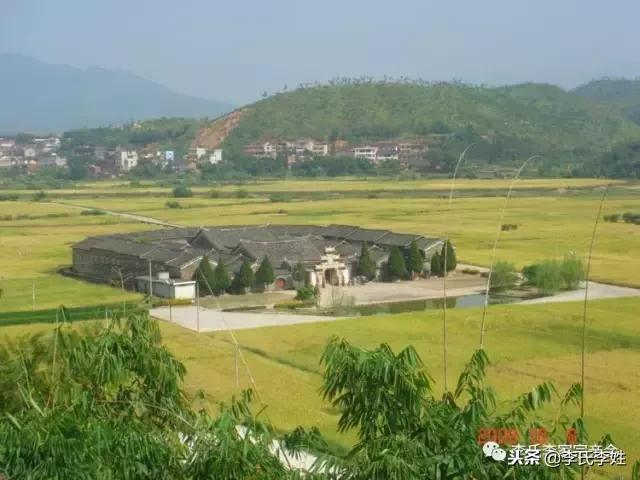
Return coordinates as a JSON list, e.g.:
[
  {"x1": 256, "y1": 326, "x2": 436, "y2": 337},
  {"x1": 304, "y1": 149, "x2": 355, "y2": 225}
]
[
  {"x1": 234, "y1": 236, "x2": 324, "y2": 266},
  {"x1": 345, "y1": 228, "x2": 391, "y2": 243},
  {"x1": 72, "y1": 224, "x2": 442, "y2": 276}
]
